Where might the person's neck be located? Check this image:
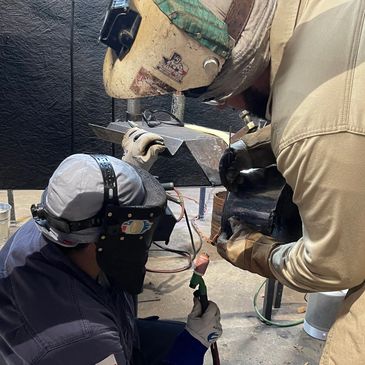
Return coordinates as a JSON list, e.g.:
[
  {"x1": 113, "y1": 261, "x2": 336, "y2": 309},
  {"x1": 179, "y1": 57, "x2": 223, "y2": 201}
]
[{"x1": 66, "y1": 243, "x2": 101, "y2": 280}]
